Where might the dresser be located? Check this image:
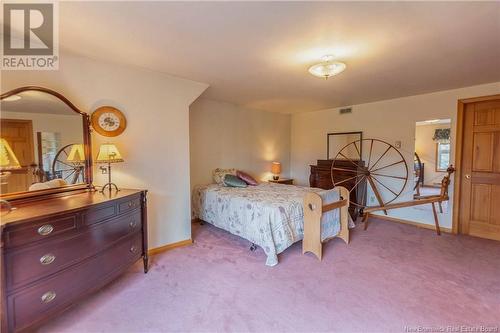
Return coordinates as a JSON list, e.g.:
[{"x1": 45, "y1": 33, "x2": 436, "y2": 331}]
[
  {"x1": 0, "y1": 189, "x2": 148, "y2": 333},
  {"x1": 310, "y1": 159, "x2": 366, "y2": 220}
]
